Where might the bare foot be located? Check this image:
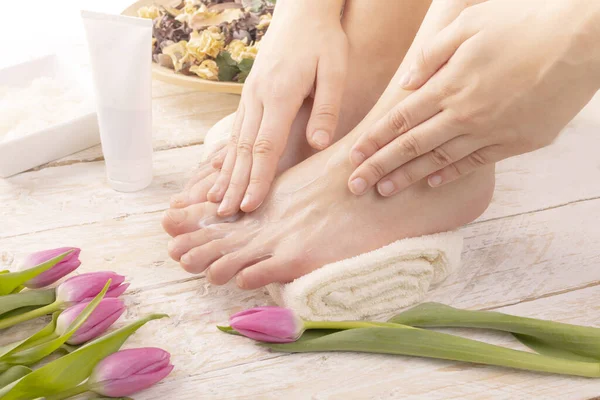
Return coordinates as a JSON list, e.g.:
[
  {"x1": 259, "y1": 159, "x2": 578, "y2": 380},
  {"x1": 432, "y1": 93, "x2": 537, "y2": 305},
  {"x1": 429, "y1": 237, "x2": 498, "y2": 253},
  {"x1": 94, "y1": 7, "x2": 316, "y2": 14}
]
[{"x1": 163, "y1": 102, "x2": 495, "y2": 289}]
